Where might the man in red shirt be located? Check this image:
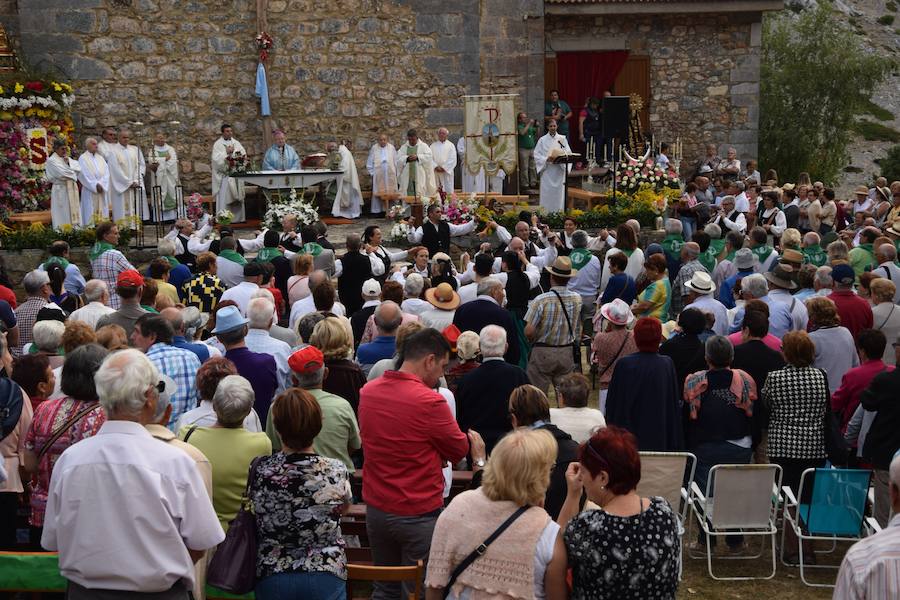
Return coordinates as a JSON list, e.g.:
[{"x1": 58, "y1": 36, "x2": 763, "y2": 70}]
[
  {"x1": 359, "y1": 328, "x2": 472, "y2": 599},
  {"x1": 832, "y1": 329, "x2": 894, "y2": 433},
  {"x1": 828, "y1": 264, "x2": 873, "y2": 339}
]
